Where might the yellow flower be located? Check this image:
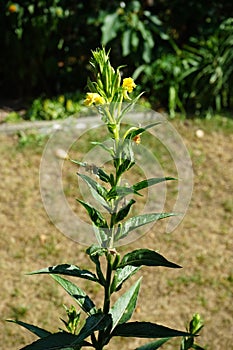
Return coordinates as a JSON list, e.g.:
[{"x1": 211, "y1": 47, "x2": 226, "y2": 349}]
[
  {"x1": 122, "y1": 78, "x2": 136, "y2": 93},
  {"x1": 8, "y1": 4, "x2": 18, "y2": 13},
  {"x1": 84, "y1": 93, "x2": 105, "y2": 106}
]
